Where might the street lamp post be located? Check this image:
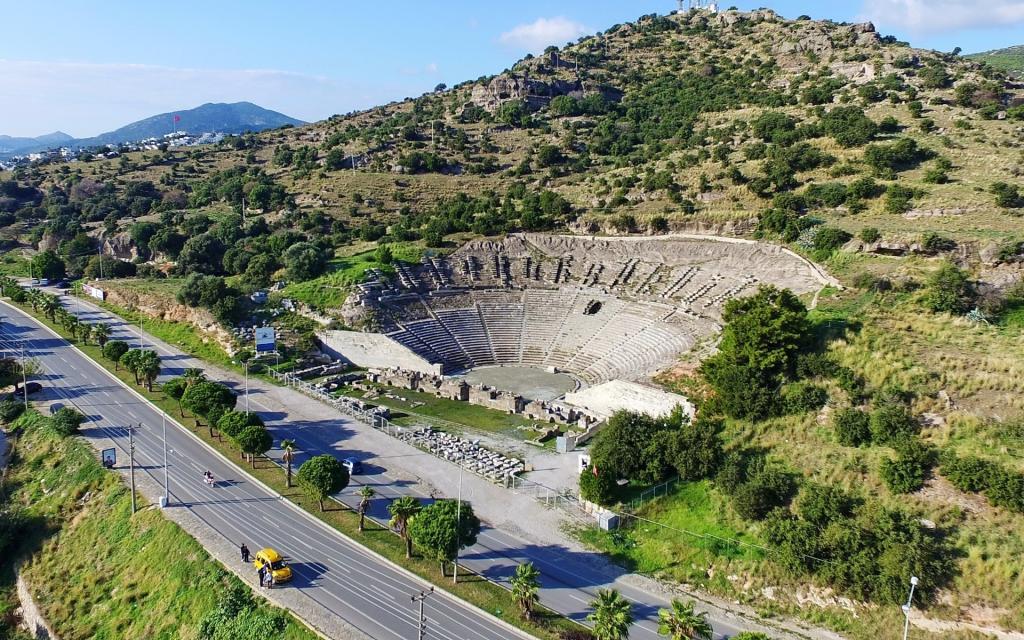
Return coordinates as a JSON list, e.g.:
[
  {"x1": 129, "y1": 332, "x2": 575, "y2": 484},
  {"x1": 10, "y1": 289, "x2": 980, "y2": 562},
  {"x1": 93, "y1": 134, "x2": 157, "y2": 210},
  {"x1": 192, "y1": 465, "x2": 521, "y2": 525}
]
[
  {"x1": 902, "y1": 575, "x2": 919, "y2": 640},
  {"x1": 128, "y1": 425, "x2": 137, "y2": 514},
  {"x1": 161, "y1": 413, "x2": 171, "y2": 508}
]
